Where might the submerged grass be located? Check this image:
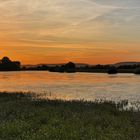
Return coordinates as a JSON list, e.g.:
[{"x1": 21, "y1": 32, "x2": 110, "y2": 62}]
[{"x1": 0, "y1": 92, "x2": 140, "y2": 140}]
